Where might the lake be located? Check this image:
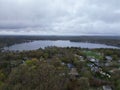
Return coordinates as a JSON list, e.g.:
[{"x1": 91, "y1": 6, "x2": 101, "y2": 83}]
[{"x1": 4, "y1": 40, "x2": 119, "y2": 51}]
